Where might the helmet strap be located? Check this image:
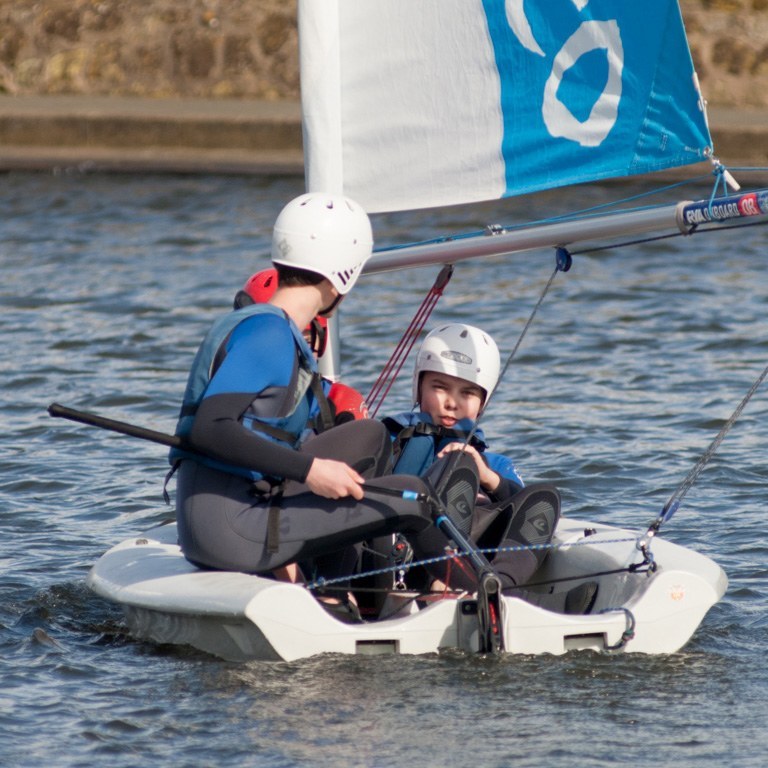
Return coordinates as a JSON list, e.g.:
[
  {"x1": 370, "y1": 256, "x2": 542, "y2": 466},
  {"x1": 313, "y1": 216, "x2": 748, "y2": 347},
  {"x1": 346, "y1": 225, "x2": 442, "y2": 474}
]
[
  {"x1": 309, "y1": 318, "x2": 328, "y2": 358},
  {"x1": 318, "y1": 294, "x2": 343, "y2": 317}
]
